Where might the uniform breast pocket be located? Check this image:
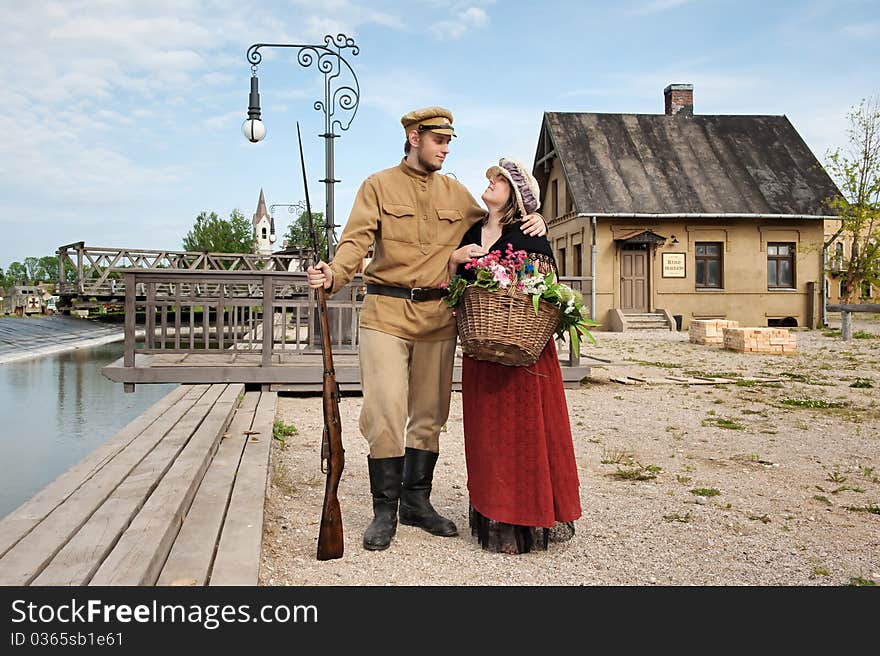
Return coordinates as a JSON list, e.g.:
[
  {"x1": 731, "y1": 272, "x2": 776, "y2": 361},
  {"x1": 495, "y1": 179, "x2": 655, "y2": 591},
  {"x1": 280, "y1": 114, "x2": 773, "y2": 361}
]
[
  {"x1": 381, "y1": 203, "x2": 416, "y2": 242},
  {"x1": 436, "y1": 208, "x2": 464, "y2": 245}
]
